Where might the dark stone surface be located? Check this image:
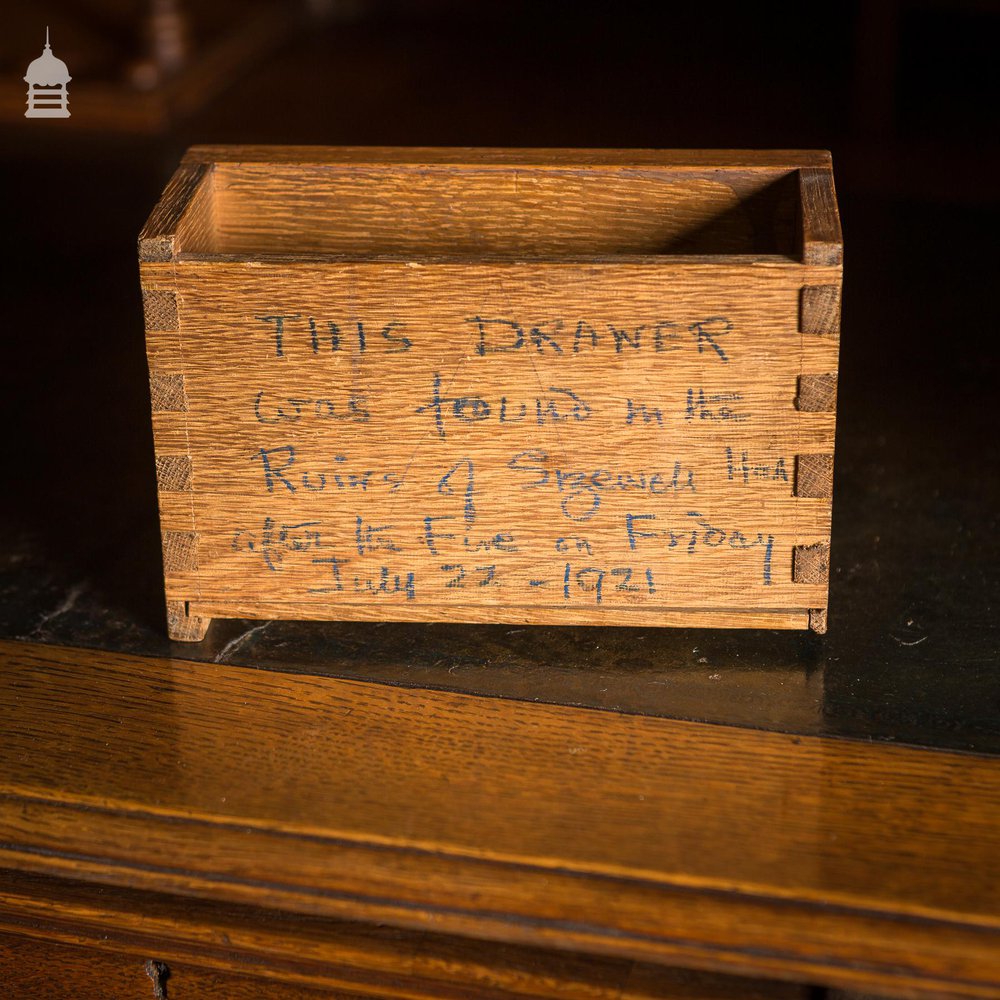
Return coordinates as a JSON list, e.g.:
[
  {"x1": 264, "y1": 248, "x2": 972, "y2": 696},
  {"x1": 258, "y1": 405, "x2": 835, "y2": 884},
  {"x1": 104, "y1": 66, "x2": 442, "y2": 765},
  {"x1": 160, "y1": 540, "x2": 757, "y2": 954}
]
[{"x1": 2, "y1": 8, "x2": 997, "y2": 755}]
